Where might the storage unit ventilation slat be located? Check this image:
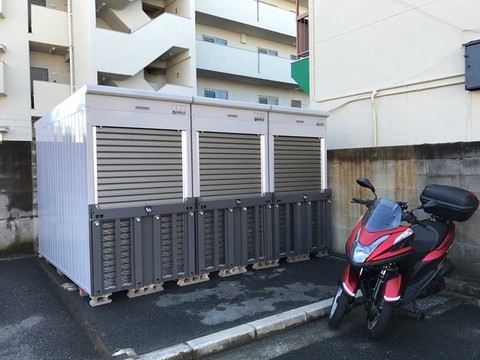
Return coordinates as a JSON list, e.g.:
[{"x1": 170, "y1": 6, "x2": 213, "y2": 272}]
[
  {"x1": 199, "y1": 132, "x2": 261, "y2": 199},
  {"x1": 96, "y1": 127, "x2": 183, "y2": 207},
  {"x1": 274, "y1": 136, "x2": 321, "y2": 194}
]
